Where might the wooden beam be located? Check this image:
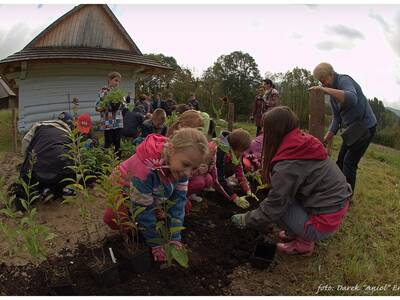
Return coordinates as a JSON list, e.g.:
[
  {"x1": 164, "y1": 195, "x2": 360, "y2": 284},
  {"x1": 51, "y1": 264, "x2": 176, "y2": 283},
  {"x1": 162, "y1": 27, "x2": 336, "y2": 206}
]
[
  {"x1": 20, "y1": 61, "x2": 28, "y2": 79},
  {"x1": 308, "y1": 89, "x2": 325, "y2": 143}
]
